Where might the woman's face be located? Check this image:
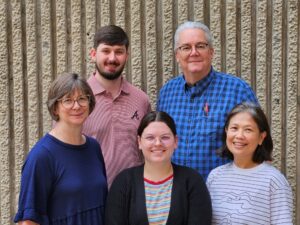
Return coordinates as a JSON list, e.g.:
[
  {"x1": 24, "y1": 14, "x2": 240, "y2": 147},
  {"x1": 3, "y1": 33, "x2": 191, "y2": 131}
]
[
  {"x1": 138, "y1": 121, "x2": 178, "y2": 165},
  {"x1": 226, "y1": 112, "x2": 266, "y2": 167},
  {"x1": 54, "y1": 89, "x2": 90, "y2": 127}
]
